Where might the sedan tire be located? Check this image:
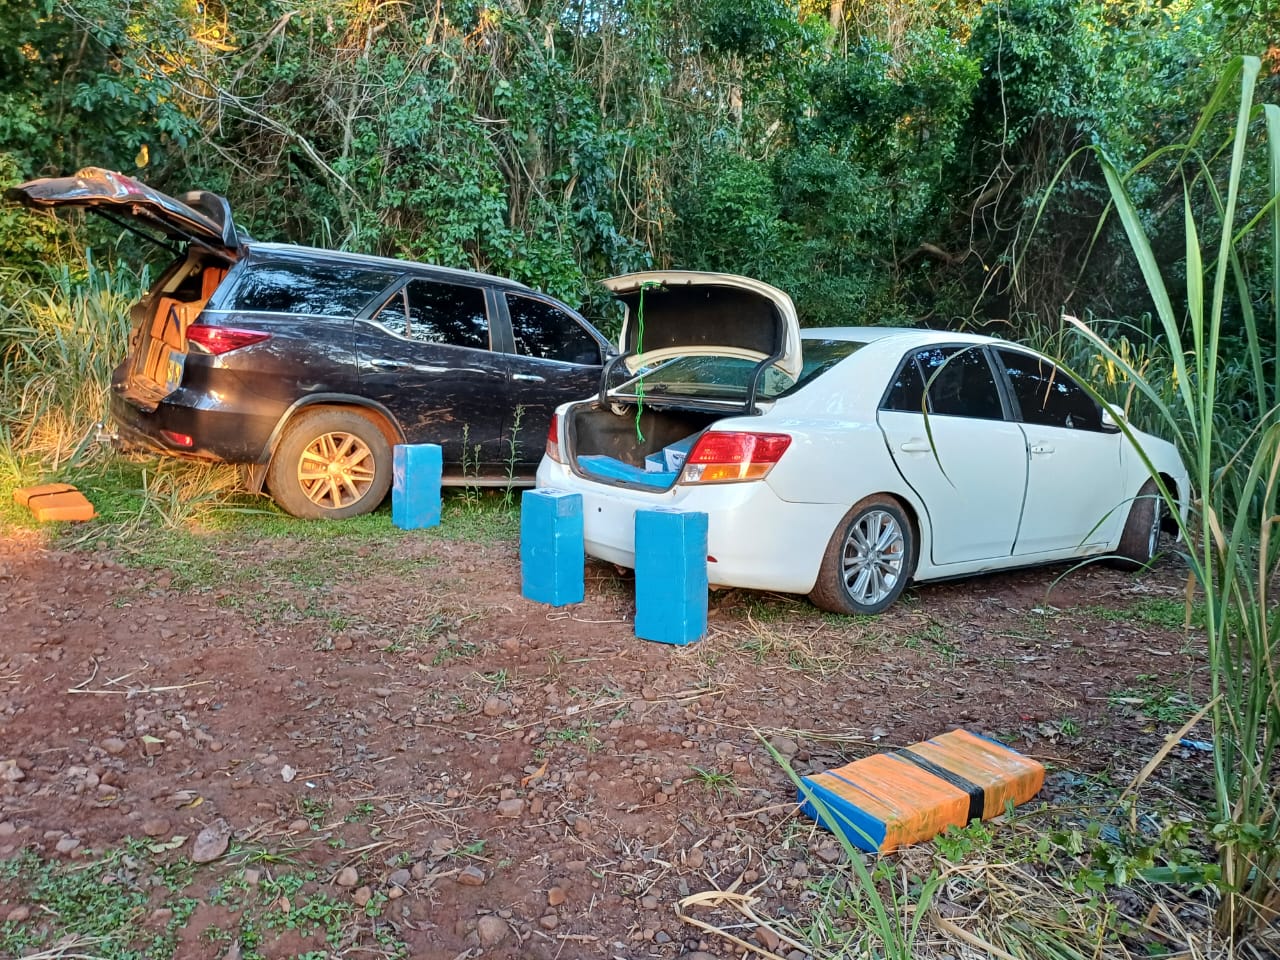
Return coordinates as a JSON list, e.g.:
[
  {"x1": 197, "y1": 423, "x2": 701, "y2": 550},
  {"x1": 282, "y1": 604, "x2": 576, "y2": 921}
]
[
  {"x1": 1110, "y1": 478, "x2": 1164, "y2": 570},
  {"x1": 810, "y1": 495, "x2": 916, "y2": 615},
  {"x1": 268, "y1": 408, "x2": 392, "y2": 519}
]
